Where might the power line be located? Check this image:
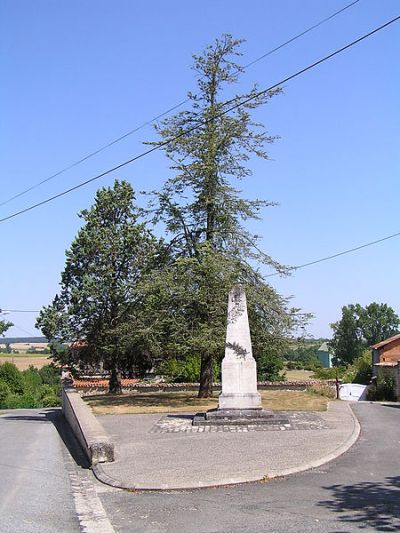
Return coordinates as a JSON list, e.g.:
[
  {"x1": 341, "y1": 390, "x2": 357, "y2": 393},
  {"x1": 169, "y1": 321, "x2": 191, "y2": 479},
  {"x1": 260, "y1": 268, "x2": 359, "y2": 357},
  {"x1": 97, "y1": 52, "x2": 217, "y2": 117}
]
[
  {"x1": 0, "y1": 0, "x2": 361, "y2": 209},
  {"x1": 3, "y1": 228, "x2": 400, "y2": 315},
  {"x1": 10, "y1": 323, "x2": 37, "y2": 337},
  {"x1": 266, "y1": 230, "x2": 400, "y2": 278},
  {"x1": 1, "y1": 309, "x2": 40, "y2": 313},
  {"x1": 1, "y1": 15, "x2": 398, "y2": 225}
]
